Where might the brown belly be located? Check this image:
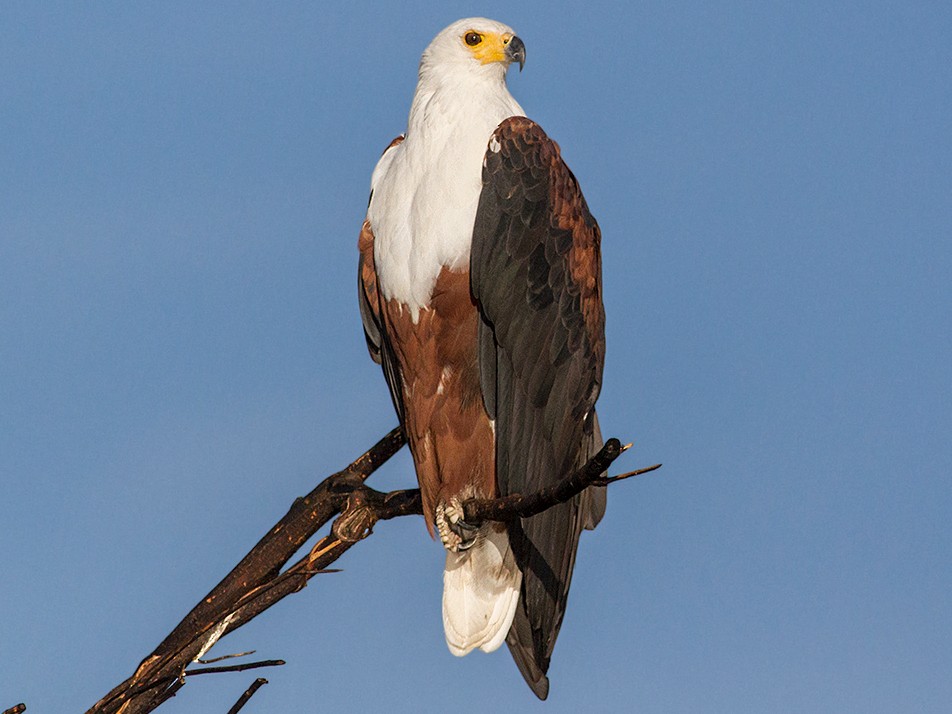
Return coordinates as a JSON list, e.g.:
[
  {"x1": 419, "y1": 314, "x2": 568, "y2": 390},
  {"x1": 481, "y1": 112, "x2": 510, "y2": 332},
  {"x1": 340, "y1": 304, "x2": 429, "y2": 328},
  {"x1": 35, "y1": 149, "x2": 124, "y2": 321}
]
[{"x1": 382, "y1": 267, "x2": 496, "y2": 533}]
